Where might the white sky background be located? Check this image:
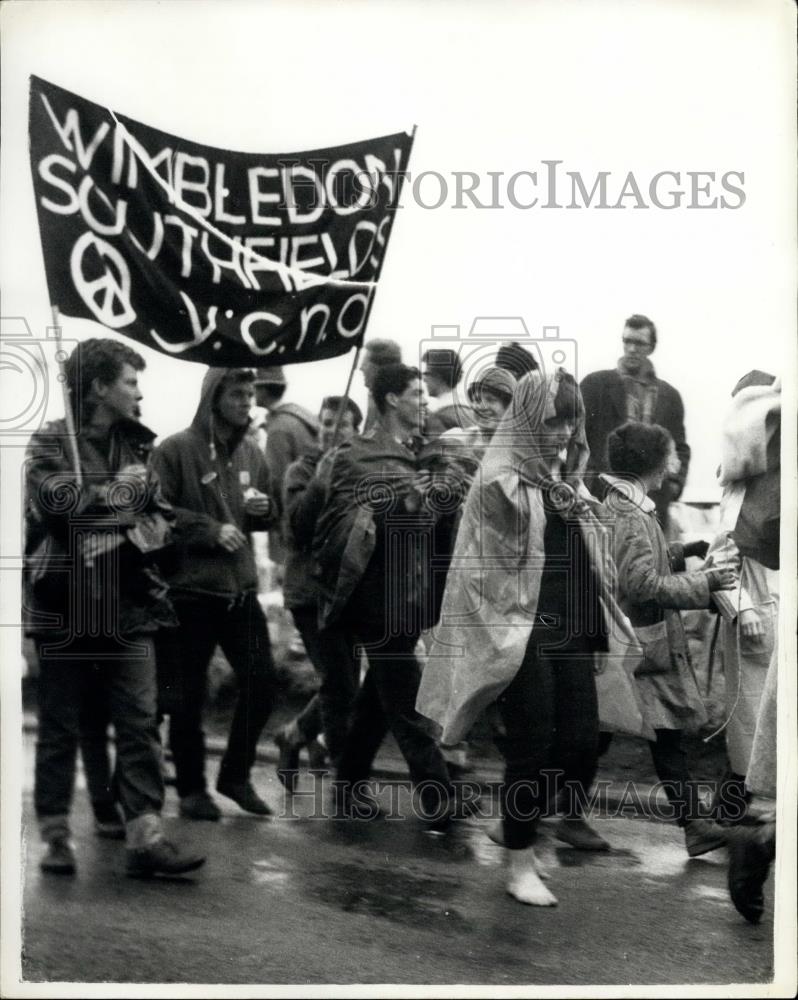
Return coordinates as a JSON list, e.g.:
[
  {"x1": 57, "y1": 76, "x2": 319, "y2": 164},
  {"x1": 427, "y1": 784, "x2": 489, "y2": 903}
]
[{"x1": 1, "y1": 0, "x2": 796, "y2": 499}]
